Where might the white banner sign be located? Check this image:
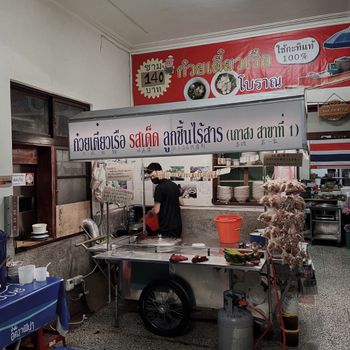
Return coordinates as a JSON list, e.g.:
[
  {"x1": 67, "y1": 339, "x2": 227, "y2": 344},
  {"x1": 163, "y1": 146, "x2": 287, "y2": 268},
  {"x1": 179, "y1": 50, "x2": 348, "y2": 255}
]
[
  {"x1": 102, "y1": 187, "x2": 133, "y2": 205},
  {"x1": 12, "y1": 173, "x2": 34, "y2": 186},
  {"x1": 105, "y1": 163, "x2": 134, "y2": 181},
  {"x1": 69, "y1": 98, "x2": 306, "y2": 160}
]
